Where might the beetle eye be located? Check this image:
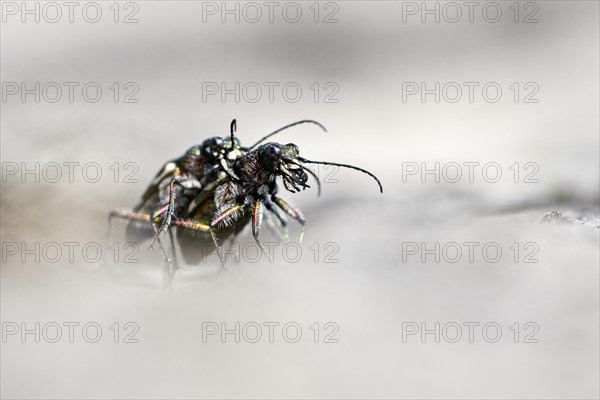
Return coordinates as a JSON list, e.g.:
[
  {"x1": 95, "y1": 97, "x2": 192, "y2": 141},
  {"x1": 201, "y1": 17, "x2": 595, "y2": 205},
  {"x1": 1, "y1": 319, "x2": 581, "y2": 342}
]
[
  {"x1": 201, "y1": 137, "x2": 223, "y2": 159},
  {"x1": 202, "y1": 137, "x2": 222, "y2": 148},
  {"x1": 265, "y1": 144, "x2": 282, "y2": 160},
  {"x1": 286, "y1": 143, "x2": 300, "y2": 156}
]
